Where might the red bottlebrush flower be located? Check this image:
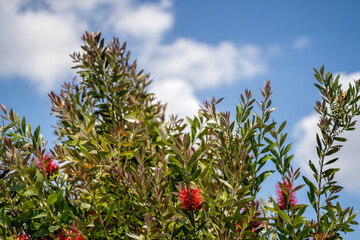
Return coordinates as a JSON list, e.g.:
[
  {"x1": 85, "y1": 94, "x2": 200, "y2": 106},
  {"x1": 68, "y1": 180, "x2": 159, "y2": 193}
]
[
  {"x1": 178, "y1": 186, "x2": 203, "y2": 212},
  {"x1": 89, "y1": 212, "x2": 103, "y2": 226},
  {"x1": 57, "y1": 232, "x2": 70, "y2": 240},
  {"x1": 58, "y1": 230, "x2": 85, "y2": 240},
  {"x1": 36, "y1": 154, "x2": 59, "y2": 178},
  {"x1": 276, "y1": 180, "x2": 297, "y2": 210},
  {"x1": 70, "y1": 230, "x2": 85, "y2": 240},
  {"x1": 17, "y1": 233, "x2": 31, "y2": 240}
]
